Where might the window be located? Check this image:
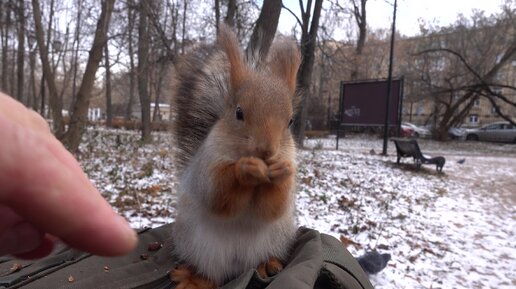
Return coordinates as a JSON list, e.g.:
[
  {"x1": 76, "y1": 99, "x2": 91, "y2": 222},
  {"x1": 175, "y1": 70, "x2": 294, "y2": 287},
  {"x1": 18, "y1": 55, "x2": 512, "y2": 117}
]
[
  {"x1": 469, "y1": 115, "x2": 478, "y2": 124},
  {"x1": 416, "y1": 105, "x2": 424, "y2": 116},
  {"x1": 491, "y1": 87, "x2": 502, "y2": 95},
  {"x1": 473, "y1": 99, "x2": 480, "y2": 107},
  {"x1": 435, "y1": 57, "x2": 446, "y2": 71},
  {"x1": 484, "y1": 124, "x2": 501, "y2": 130},
  {"x1": 491, "y1": 106, "x2": 497, "y2": 114}
]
